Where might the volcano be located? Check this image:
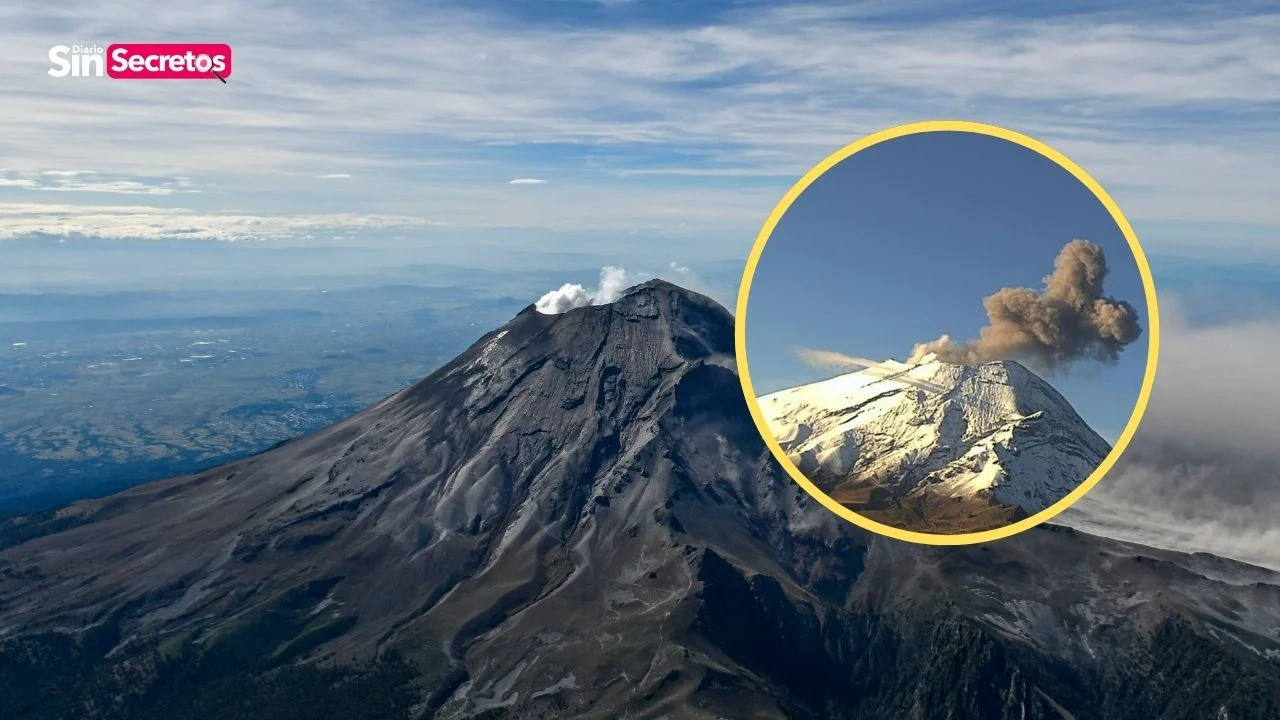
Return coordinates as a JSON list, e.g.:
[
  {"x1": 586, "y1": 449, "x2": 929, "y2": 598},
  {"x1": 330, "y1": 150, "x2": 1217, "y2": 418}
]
[
  {"x1": 1, "y1": 280, "x2": 1278, "y2": 720},
  {"x1": 760, "y1": 356, "x2": 1110, "y2": 533}
]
